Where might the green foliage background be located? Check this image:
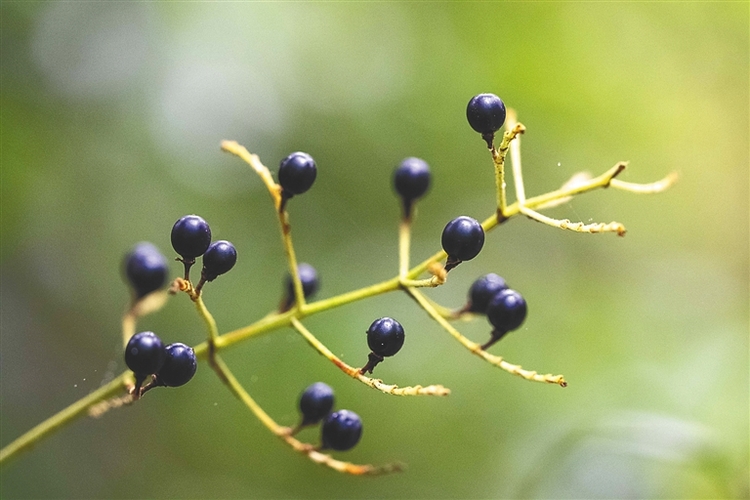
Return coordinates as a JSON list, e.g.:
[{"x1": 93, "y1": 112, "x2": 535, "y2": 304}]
[{"x1": 1, "y1": 3, "x2": 747, "y2": 498}]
